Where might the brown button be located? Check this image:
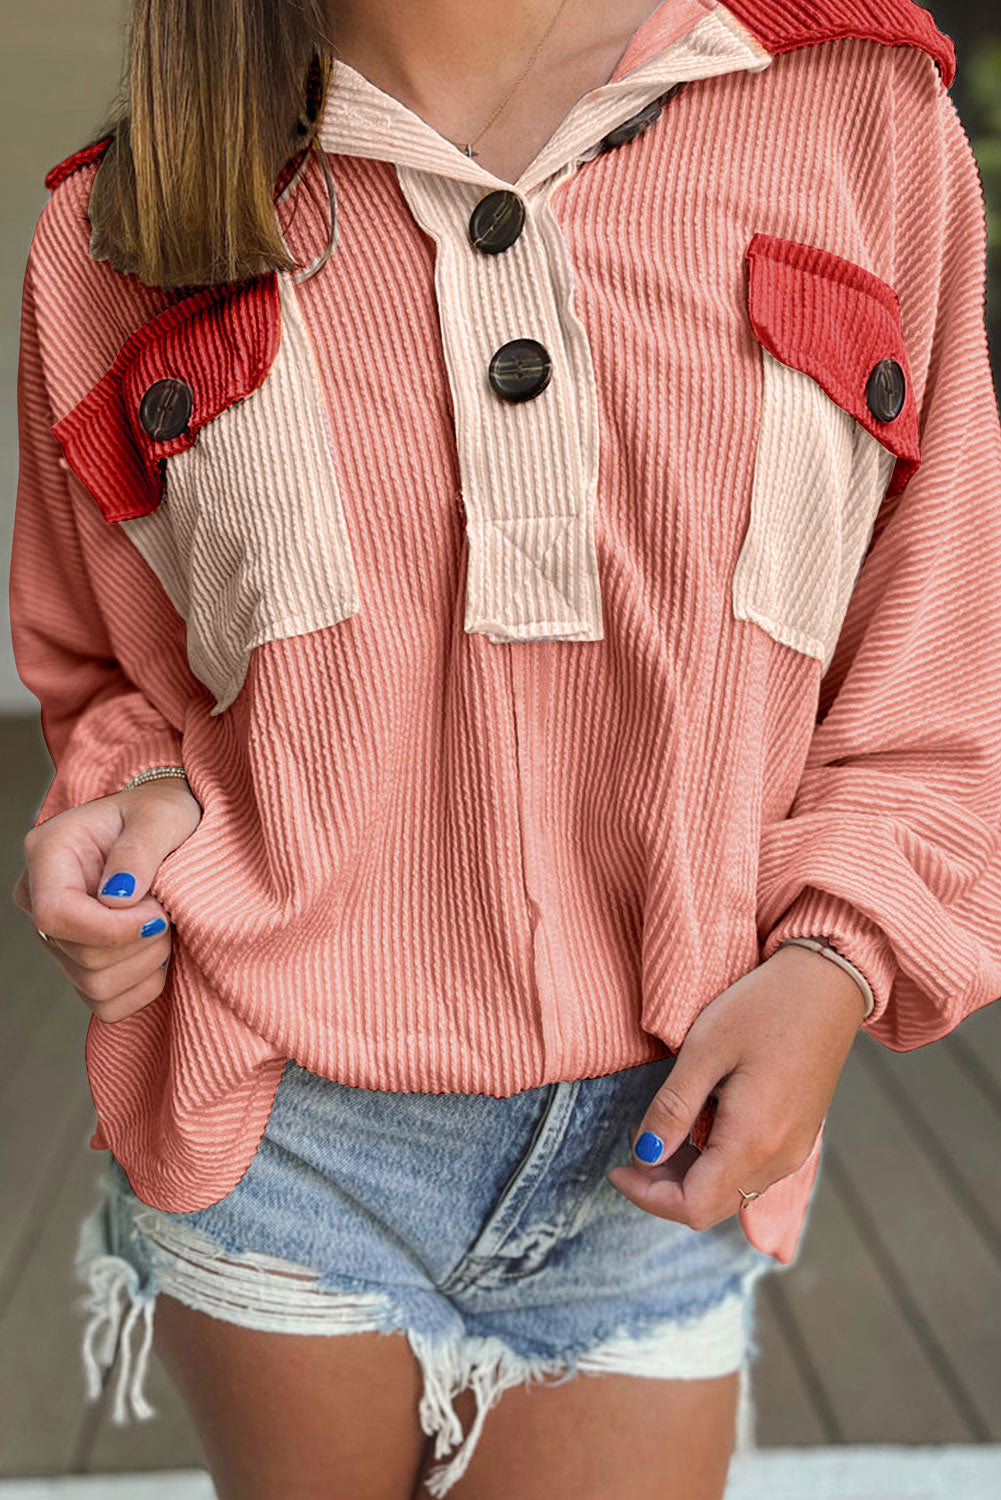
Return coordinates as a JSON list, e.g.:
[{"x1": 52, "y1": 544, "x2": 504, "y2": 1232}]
[
  {"x1": 469, "y1": 190, "x2": 526, "y2": 254},
  {"x1": 596, "y1": 83, "x2": 685, "y2": 154},
  {"x1": 488, "y1": 339, "x2": 552, "y2": 402},
  {"x1": 865, "y1": 359, "x2": 906, "y2": 423},
  {"x1": 139, "y1": 378, "x2": 194, "y2": 441}
]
